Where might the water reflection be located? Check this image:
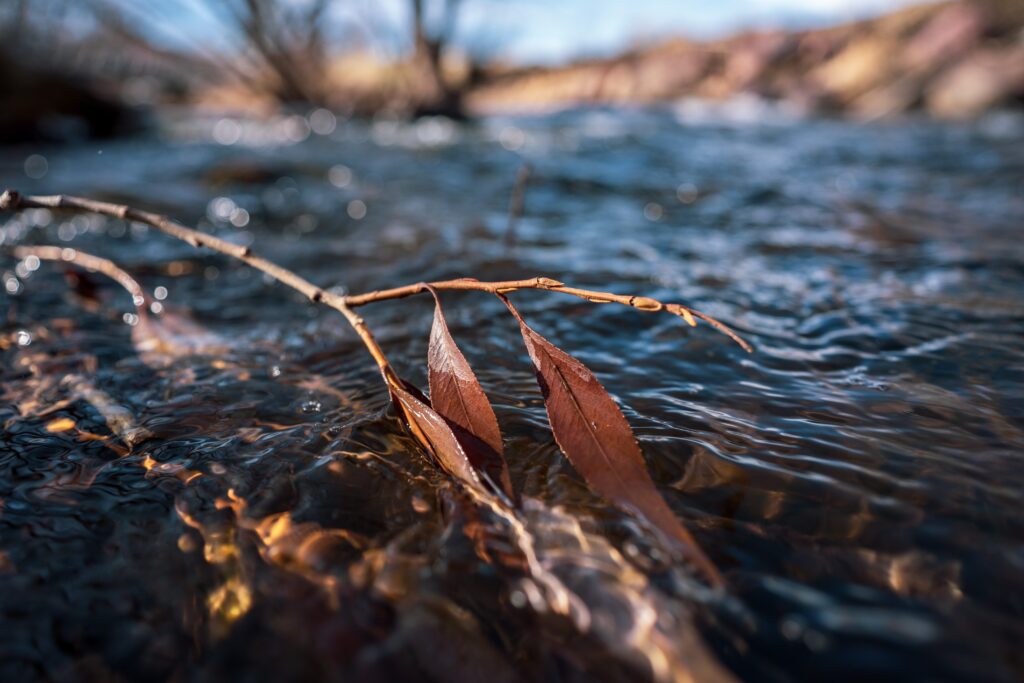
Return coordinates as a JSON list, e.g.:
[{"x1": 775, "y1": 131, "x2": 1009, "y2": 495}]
[{"x1": 2, "y1": 108, "x2": 1024, "y2": 681}]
